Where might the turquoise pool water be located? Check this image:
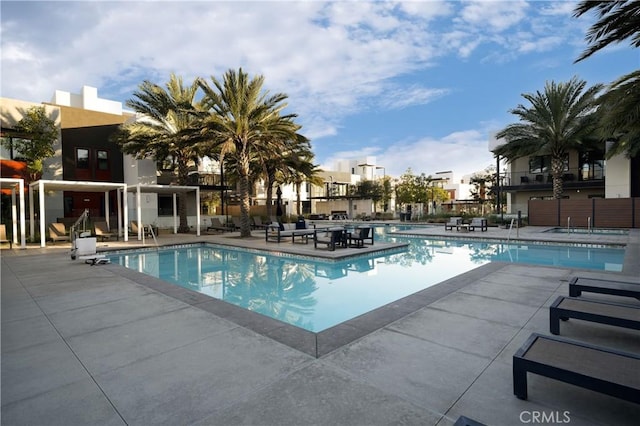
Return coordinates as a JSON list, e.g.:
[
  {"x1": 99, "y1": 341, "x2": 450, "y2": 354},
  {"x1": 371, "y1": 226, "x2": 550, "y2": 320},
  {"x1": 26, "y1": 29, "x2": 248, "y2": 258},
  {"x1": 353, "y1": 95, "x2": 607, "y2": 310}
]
[
  {"x1": 108, "y1": 229, "x2": 625, "y2": 332},
  {"x1": 544, "y1": 227, "x2": 628, "y2": 235}
]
